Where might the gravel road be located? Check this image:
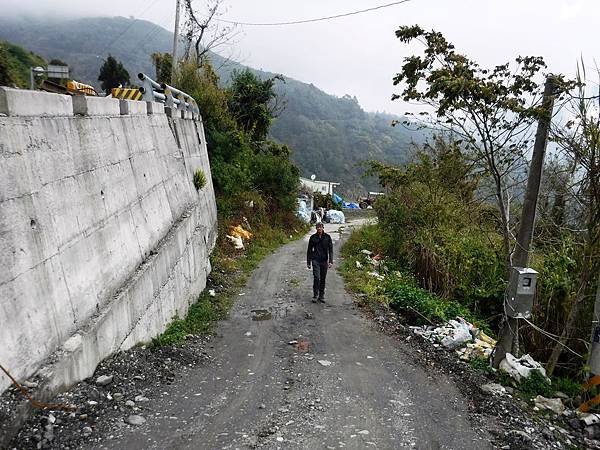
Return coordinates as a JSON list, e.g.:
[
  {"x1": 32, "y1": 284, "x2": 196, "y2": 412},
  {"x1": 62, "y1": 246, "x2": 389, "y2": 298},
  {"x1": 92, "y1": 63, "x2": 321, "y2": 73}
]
[{"x1": 90, "y1": 221, "x2": 492, "y2": 449}]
